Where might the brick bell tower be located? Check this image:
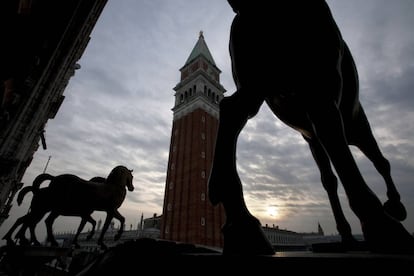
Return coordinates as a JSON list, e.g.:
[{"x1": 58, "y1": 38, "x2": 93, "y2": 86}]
[{"x1": 160, "y1": 31, "x2": 226, "y2": 248}]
